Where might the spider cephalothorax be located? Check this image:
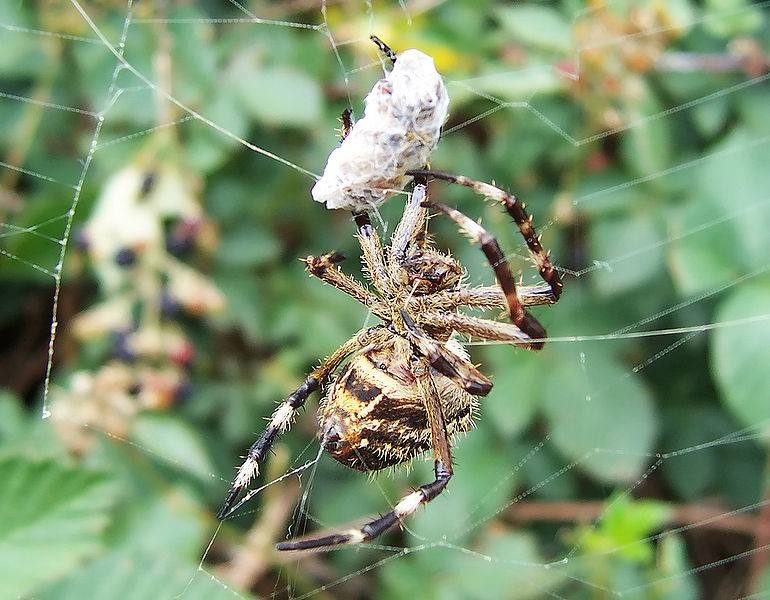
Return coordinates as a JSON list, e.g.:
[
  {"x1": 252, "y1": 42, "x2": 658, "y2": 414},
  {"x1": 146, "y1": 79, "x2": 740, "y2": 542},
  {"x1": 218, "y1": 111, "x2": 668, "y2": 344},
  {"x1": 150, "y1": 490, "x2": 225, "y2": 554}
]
[
  {"x1": 397, "y1": 249, "x2": 463, "y2": 294},
  {"x1": 217, "y1": 37, "x2": 563, "y2": 551}
]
